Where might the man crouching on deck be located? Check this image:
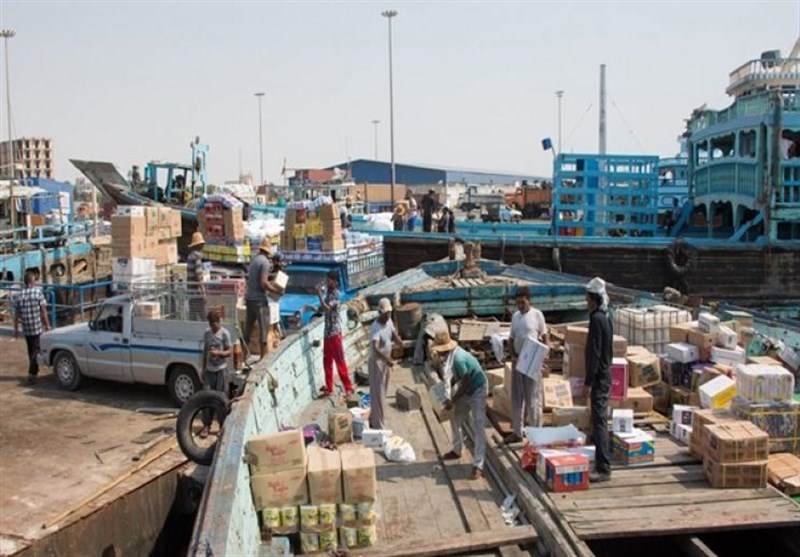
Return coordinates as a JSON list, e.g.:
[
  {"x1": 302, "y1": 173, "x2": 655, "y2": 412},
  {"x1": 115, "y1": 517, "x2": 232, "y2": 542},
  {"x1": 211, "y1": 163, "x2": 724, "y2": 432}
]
[{"x1": 435, "y1": 330, "x2": 488, "y2": 481}]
